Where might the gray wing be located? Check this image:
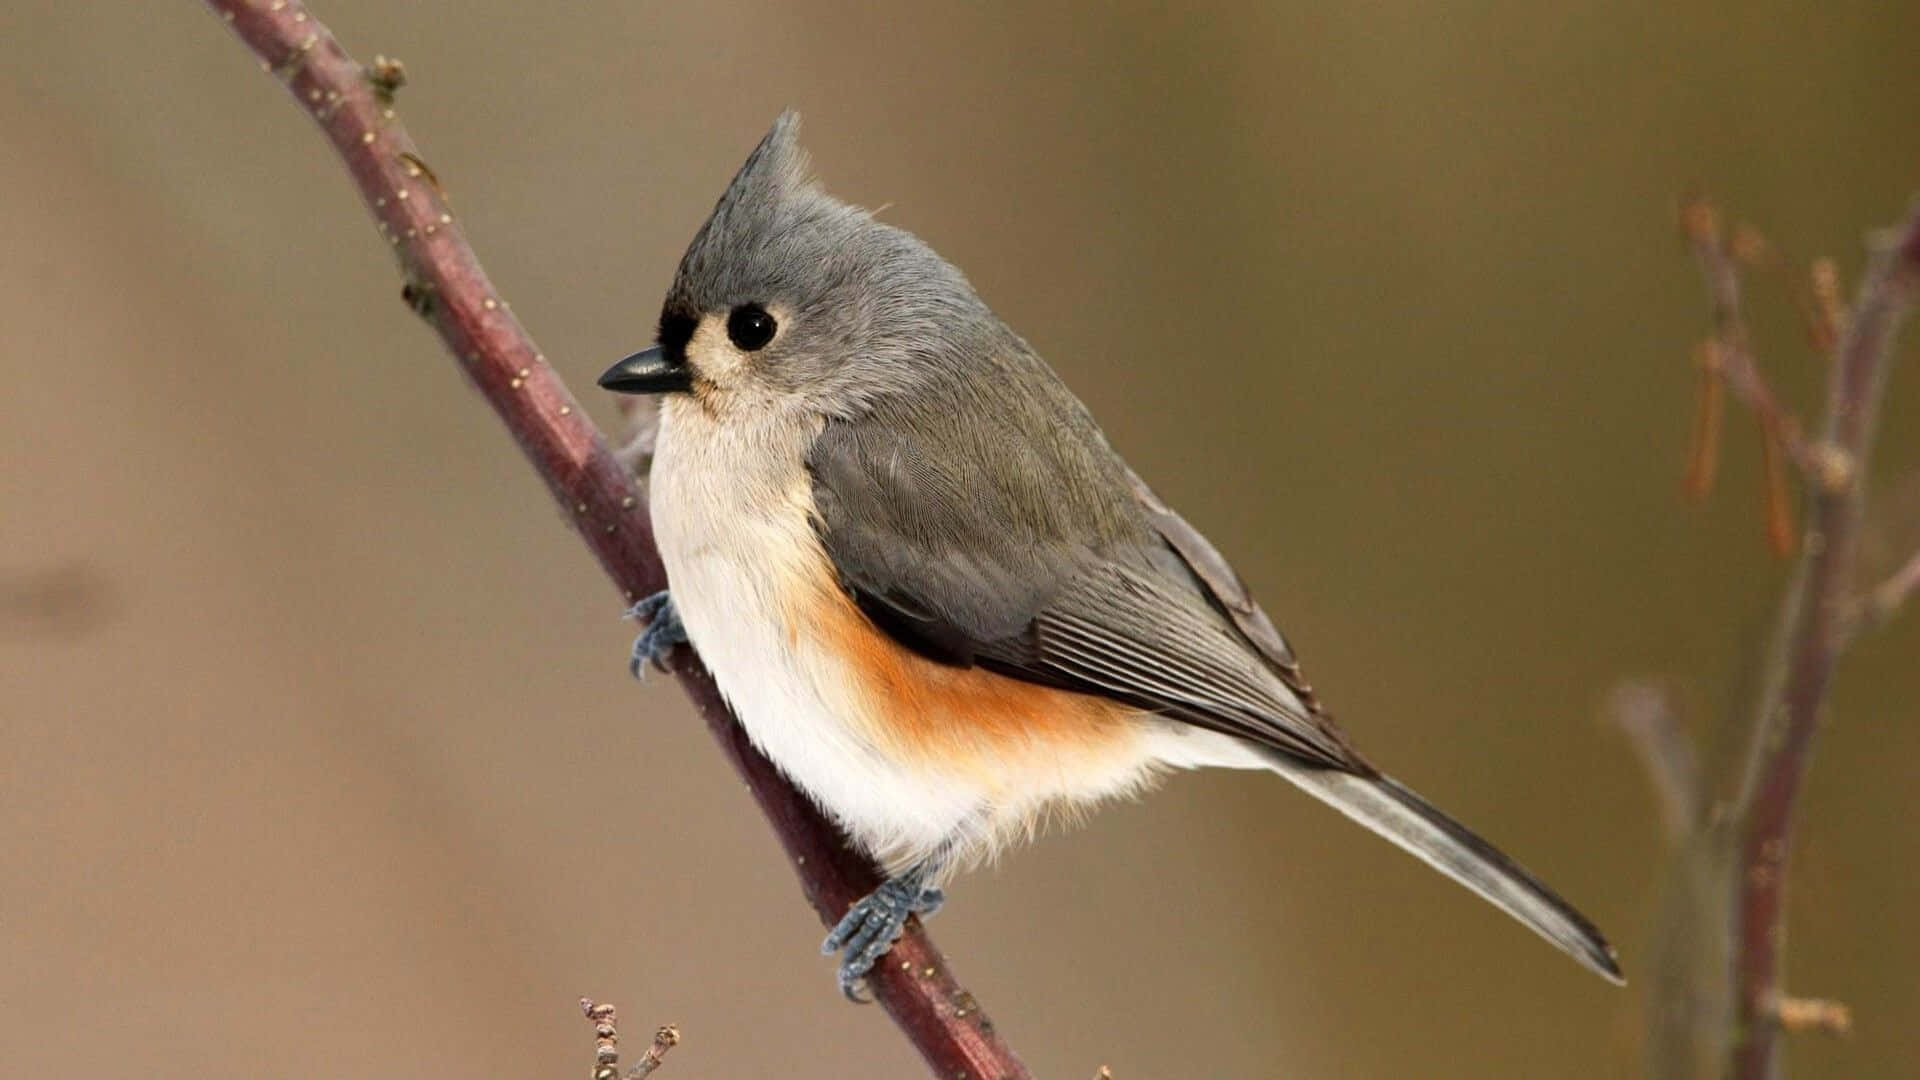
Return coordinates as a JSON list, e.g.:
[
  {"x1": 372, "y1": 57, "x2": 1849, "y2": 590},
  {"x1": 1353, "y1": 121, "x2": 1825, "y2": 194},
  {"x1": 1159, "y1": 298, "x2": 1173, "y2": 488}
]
[{"x1": 806, "y1": 381, "x2": 1366, "y2": 773}]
